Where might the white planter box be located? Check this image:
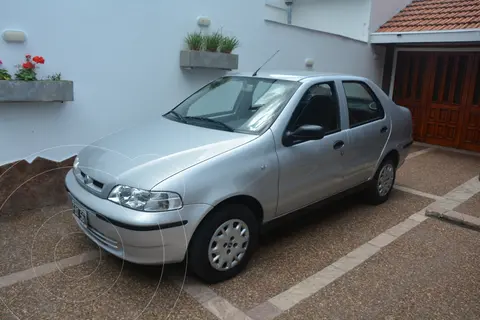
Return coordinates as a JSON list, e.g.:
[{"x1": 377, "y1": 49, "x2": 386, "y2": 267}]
[
  {"x1": 0, "y1": 80, "x2": 74, "y2": 102},
  {"x1": 180, "y1": 50, "x2": 239, "y2": 70}
]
